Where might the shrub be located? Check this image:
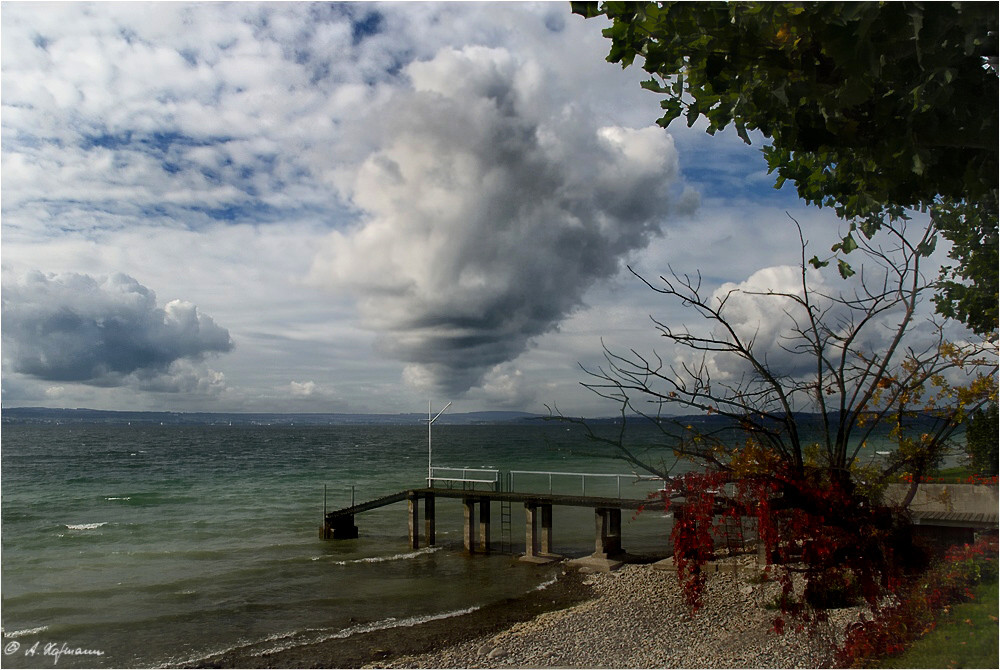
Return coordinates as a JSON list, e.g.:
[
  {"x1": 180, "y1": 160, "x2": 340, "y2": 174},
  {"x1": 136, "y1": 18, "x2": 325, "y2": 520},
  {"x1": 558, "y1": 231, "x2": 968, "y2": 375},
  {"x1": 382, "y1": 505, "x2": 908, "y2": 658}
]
[{"x1": 835, "y1": 534, "x2": 999, "y2": 668}]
